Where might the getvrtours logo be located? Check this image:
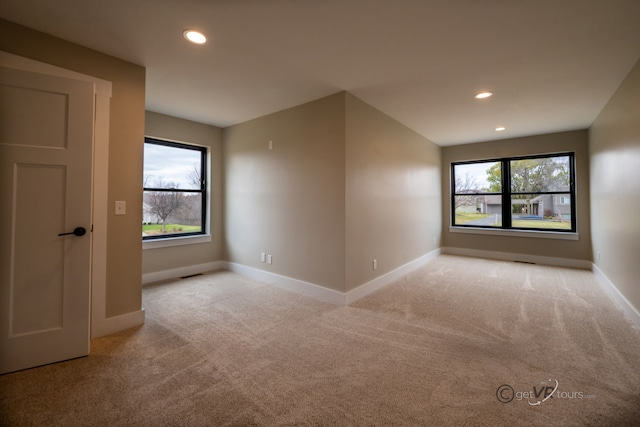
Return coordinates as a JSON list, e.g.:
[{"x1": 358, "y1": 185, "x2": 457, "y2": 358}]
[{"x1": 496, "y1": 379, "x2": 596, "y2": 406}]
